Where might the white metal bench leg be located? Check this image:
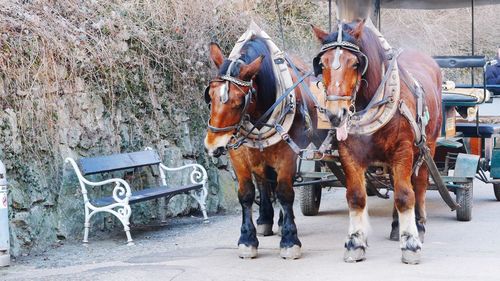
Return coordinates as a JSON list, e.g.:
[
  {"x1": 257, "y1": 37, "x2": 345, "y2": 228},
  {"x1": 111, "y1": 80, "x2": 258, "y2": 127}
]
[
  {"x1": 83, "y1": 206, "x2": 90, "y2": 244},
  {"x1": 117, "y1": 205, "x2": 134, "y2": 246},
  {"x1": 190, "y1": 188, "x2": 209, "y2": 223},
  {"x1": 83, "y1": 222, "x2": 90, "y2": 244},
  {"x1": 201, "y1": 204, "x2": 209, "y2": 222},
  {"x1": 124, "y1": 225, "x2": 134, "y2": 246}
]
